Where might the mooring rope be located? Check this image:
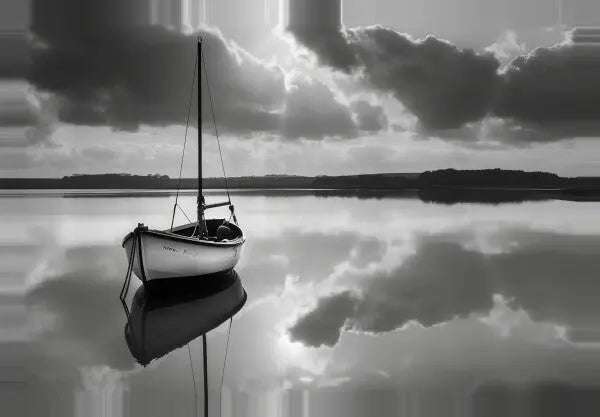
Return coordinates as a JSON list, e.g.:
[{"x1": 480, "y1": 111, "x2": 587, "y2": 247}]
[
  {"x1": 119, "y1": 235, "x2": 138, "y2": 355},
  {"x1": 119, "y1": 234, "x2": 137, "y2": 300}
]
